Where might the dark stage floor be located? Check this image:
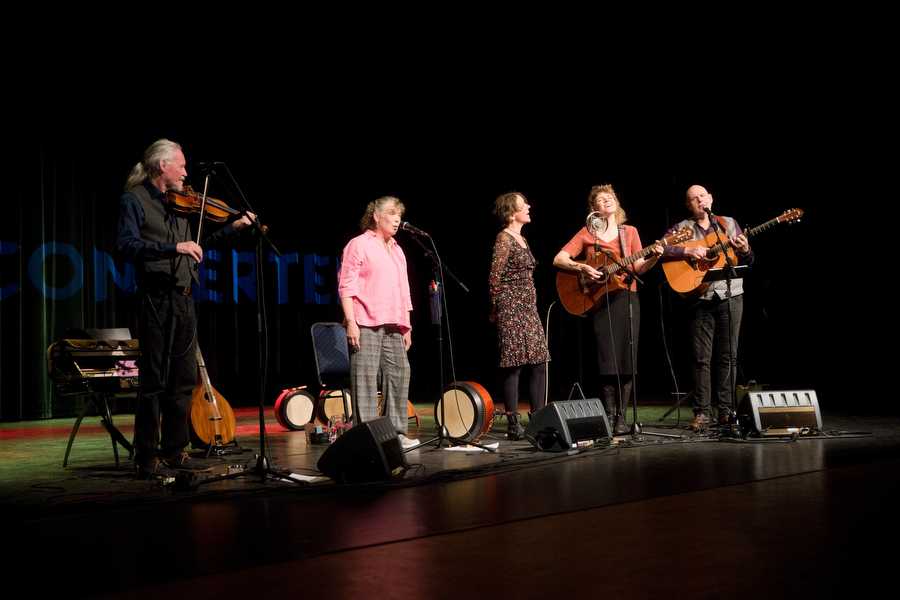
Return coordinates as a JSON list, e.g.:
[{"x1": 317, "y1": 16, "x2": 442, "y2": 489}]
[{"x1": 2, "y1": 400, "x2": 898, "y2": 599}]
